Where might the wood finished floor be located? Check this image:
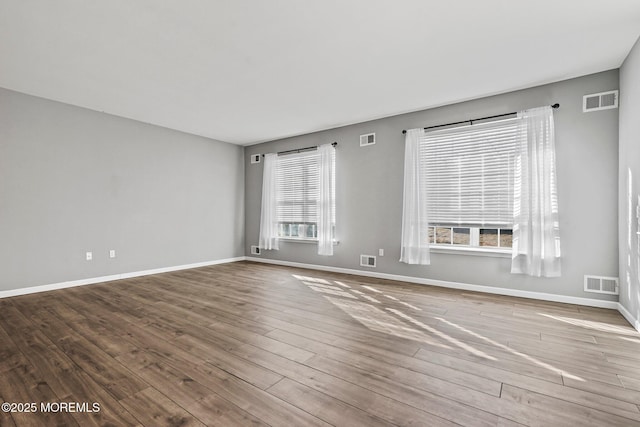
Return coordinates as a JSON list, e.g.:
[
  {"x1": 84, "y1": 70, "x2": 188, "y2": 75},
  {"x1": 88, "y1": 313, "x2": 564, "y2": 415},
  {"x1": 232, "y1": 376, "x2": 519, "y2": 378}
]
[{"x1": 1, "y1": 261, "x2": 640, "y2": 426}]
